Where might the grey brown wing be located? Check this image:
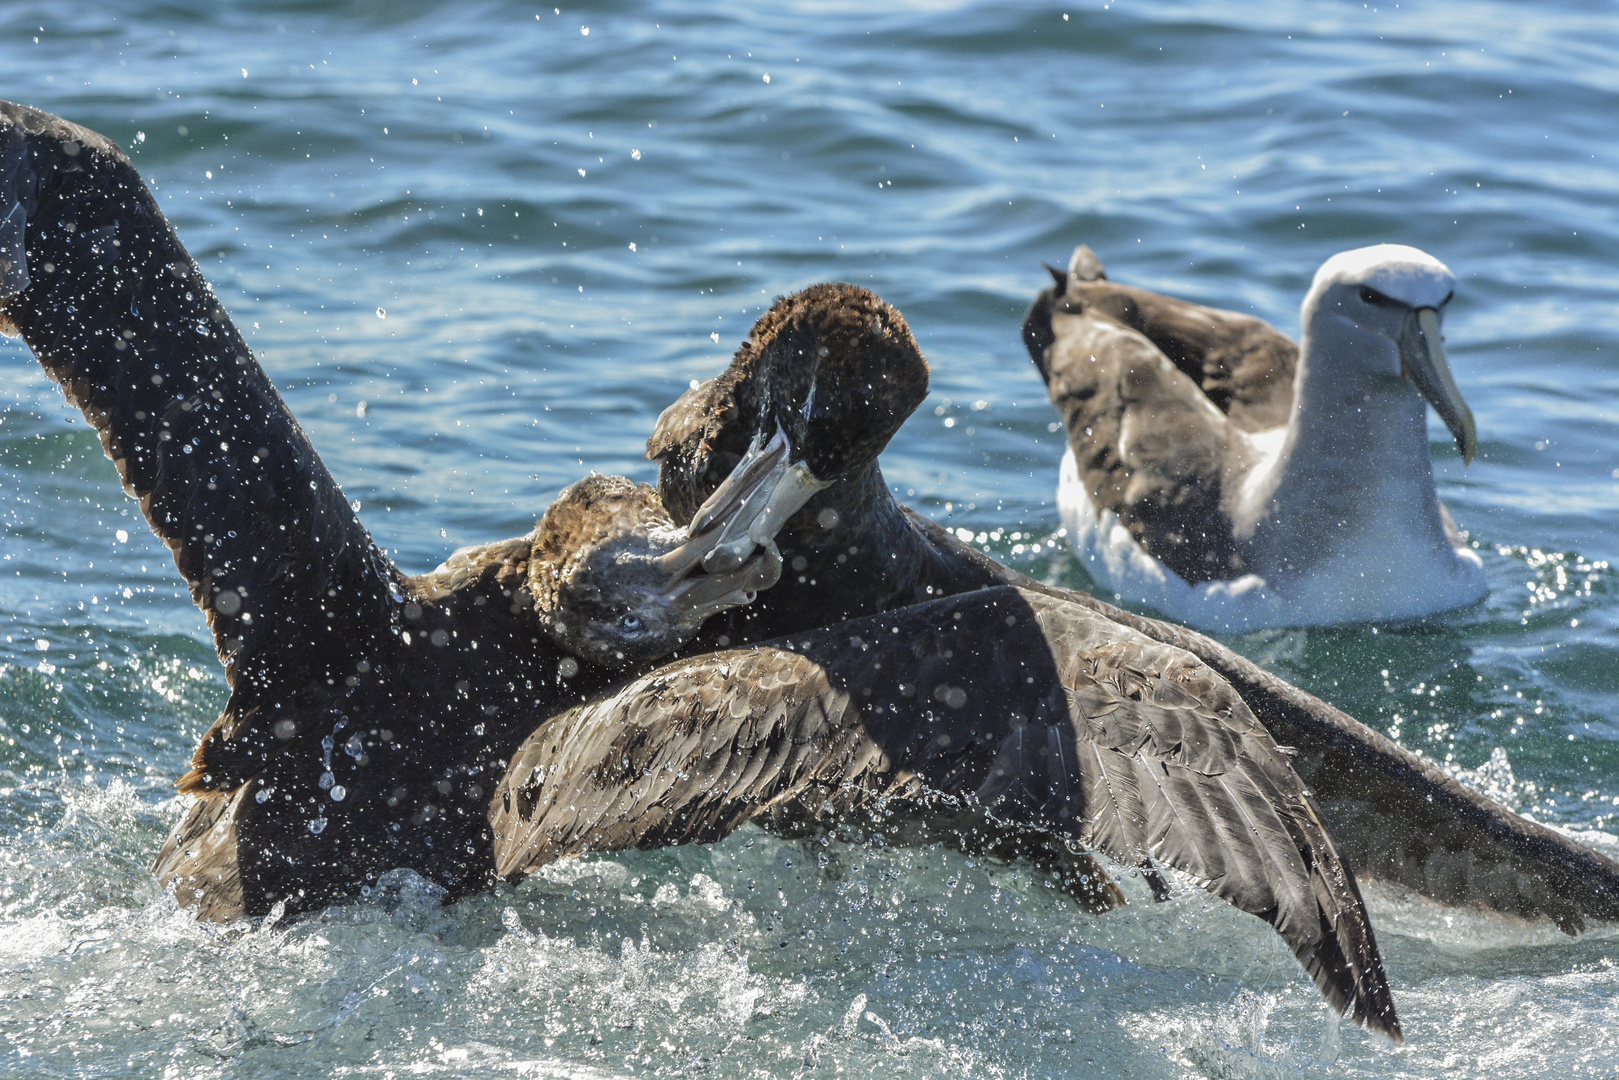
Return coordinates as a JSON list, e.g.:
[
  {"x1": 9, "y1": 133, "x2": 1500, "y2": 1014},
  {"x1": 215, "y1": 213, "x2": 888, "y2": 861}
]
[
  {"x1": 1025, "y1": 274, "x2": 1247, "y2": 584},
  {"x1": 1029, "y1": 246, "x2": 1297, "y2": 432},
  {"x1": 0, "y1": 102, "x2": 400, "y2": 790},
  {"x1": 1081, "y1": 587, "x2": 1619, "y2": 932},
  {"x1": 490, "y1": 585, "x2": 1398, "y2": 1039}
]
